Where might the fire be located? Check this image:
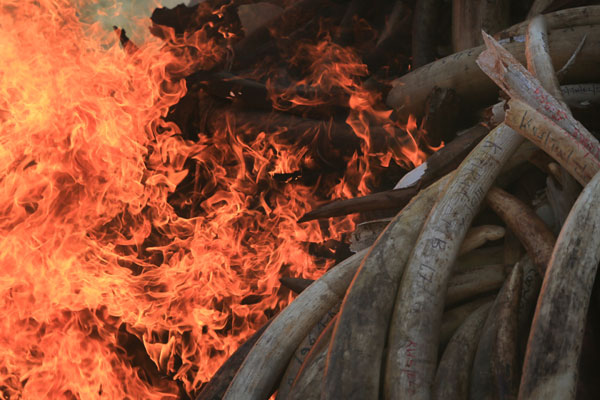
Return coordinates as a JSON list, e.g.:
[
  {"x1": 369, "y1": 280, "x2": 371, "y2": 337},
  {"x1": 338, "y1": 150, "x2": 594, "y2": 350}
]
[{"x1": 0, "y1": 1, "x2": 430, "y2": 398}]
